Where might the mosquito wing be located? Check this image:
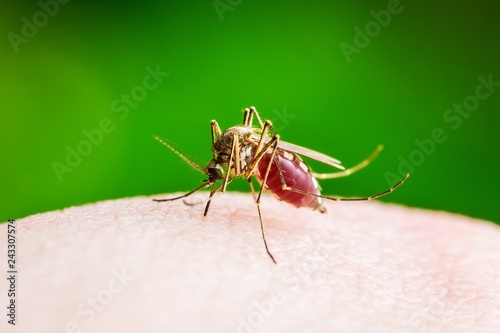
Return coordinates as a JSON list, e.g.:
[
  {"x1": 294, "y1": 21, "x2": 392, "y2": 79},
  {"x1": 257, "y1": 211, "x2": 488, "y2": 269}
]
[{"x1": 251, "y1": 134, "x2": 345, "y2": 170}]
